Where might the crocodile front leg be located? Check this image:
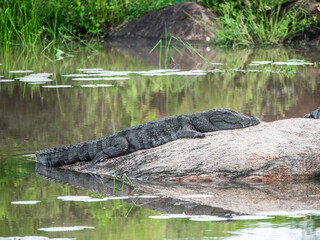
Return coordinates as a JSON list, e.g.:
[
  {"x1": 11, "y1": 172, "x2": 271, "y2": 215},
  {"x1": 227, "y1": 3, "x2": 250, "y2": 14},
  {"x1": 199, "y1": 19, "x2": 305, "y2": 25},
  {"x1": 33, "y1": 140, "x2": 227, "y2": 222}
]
[
  {"x1": 177, "y1": 125, "x2": 205, "y2": 139},
  {"x1": 91, "y1": 137, "x2": 129, "y2": 163}
]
